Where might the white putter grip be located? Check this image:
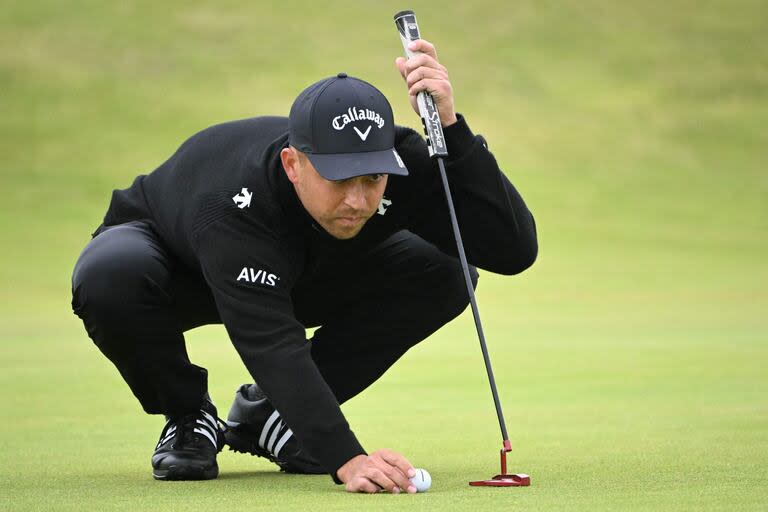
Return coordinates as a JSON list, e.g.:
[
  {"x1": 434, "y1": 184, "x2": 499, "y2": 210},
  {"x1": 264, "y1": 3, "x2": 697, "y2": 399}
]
[{"x1": 394, "y1": 10, "x2": 448, "y2": 158}]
